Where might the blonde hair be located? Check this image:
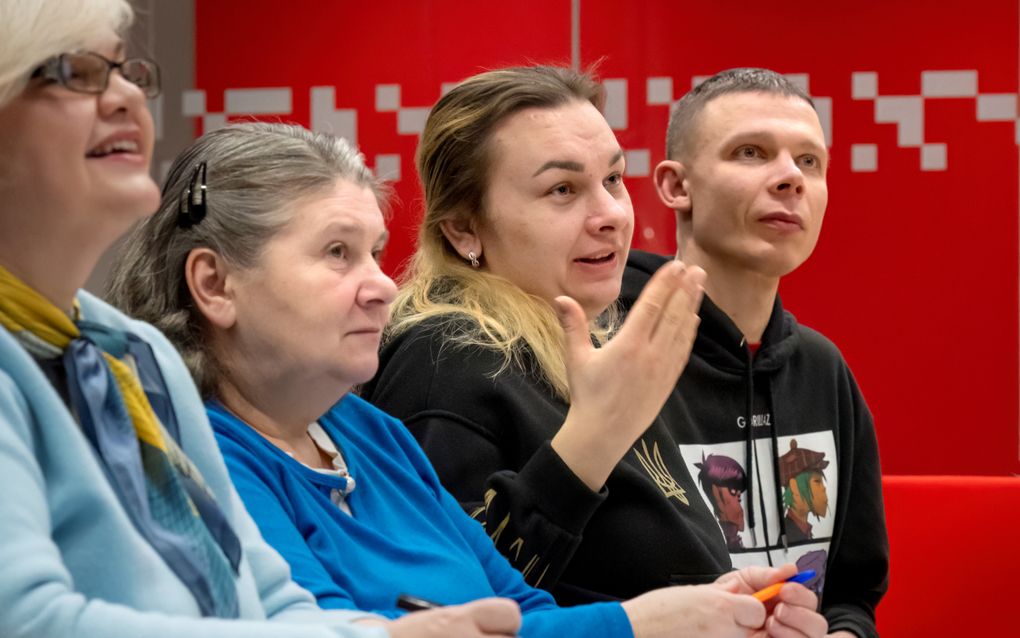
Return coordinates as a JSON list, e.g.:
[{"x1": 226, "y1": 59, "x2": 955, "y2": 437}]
[
  {"x1": 387, "y1": 65, "x2": 613, "y2": 400},
  {"x1": 107, "y1": 123, "x2": 383, "y2": 398},
  {"x1": 0, "y1": 0, "x2": 133, "y2": 109}
]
